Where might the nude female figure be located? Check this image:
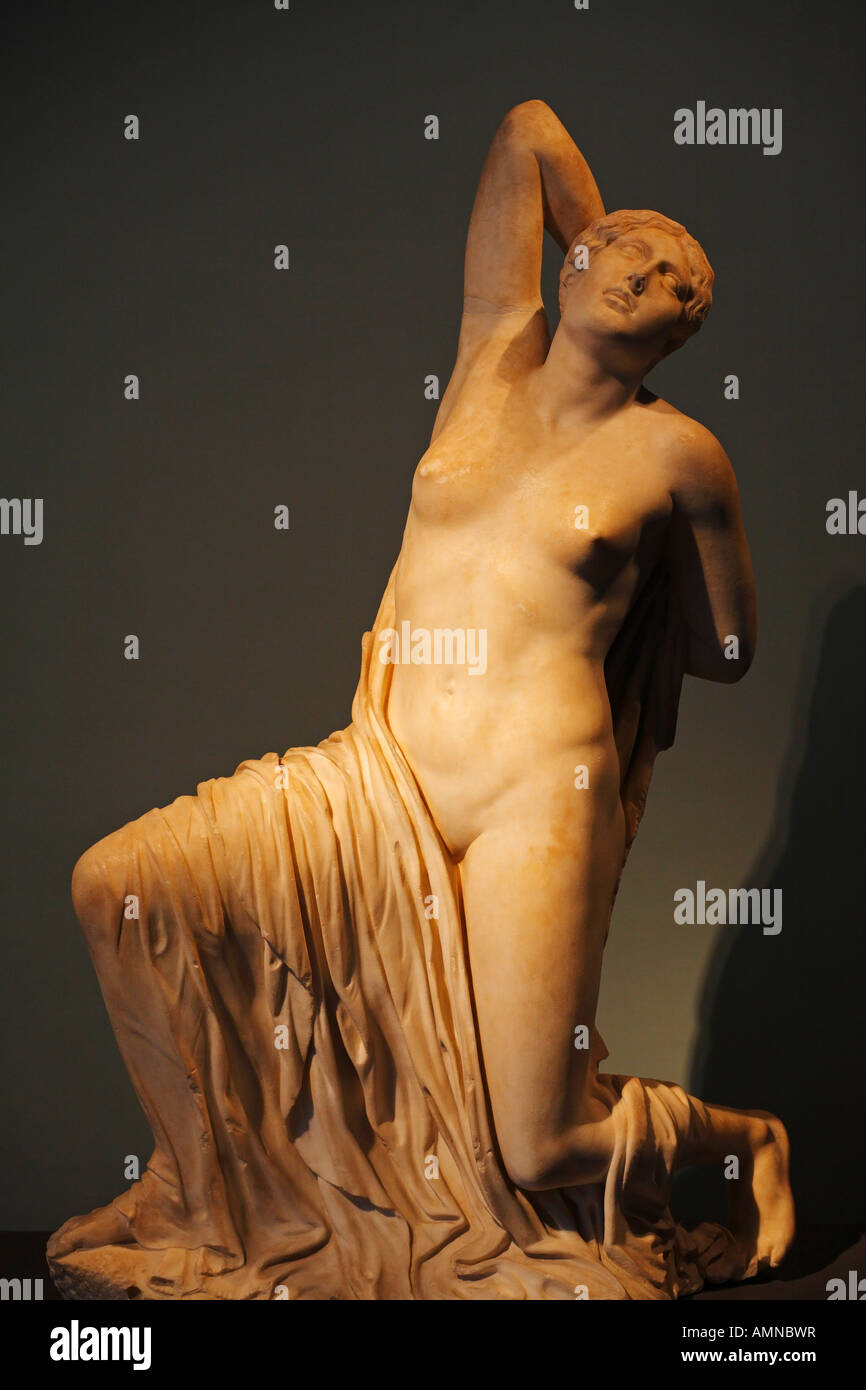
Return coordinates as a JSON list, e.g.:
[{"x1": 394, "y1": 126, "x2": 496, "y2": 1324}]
[
  {"x1": 51, "y1": 99, "x2": 795, "y2": 1298},
  {"x1": 387, "y1": 99, "x2": 794, "y2": 1269}
]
